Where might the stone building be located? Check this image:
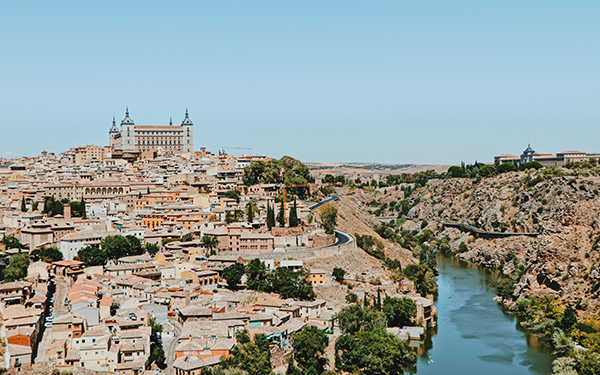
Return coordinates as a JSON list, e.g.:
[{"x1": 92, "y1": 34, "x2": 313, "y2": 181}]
[{"x1": 109, "y1": 109, "x2": 194, "y2": 153}]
